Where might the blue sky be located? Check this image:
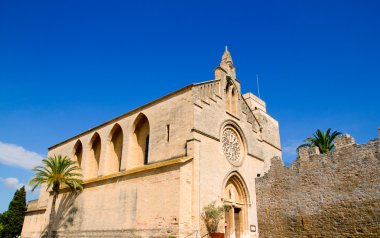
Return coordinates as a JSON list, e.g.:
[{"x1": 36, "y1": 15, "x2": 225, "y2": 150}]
[{"x1": 0, "y1": 0, "x2": 379, "y2": 212}]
